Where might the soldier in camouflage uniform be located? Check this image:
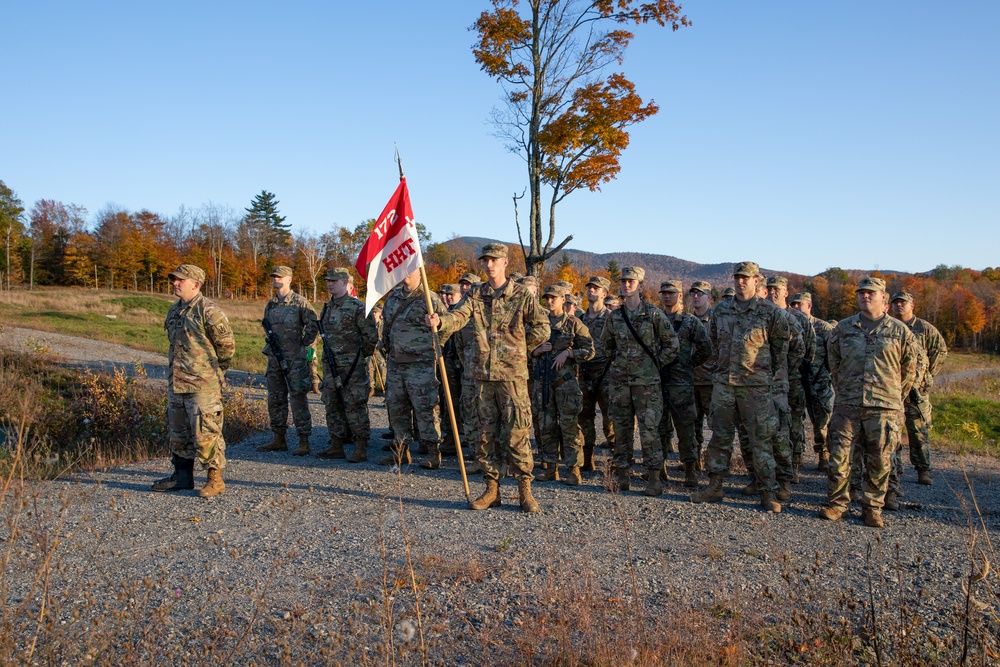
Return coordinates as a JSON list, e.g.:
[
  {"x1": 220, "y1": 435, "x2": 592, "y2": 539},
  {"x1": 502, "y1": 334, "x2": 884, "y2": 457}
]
[
  {"x1": 790, "y1": 292, "x2": 836, "y2": 470},
  {"x1": 691, "y1": 262, "x2": 790, "y2": 513},
  {"x1": 382, "y1": 269, "x2": 450, "y2": 469},
  {"x1": 458, "y1": 272, "x2": 480, "y2": 300},
  {"x1": 438, "y1": 284, "x2": 465, "y2": 456},
  {"x1": 532, "y1": 285, "x2": 595, "y2": 485},
  {"x1": 257, "y1": 266, "x2": 319, "y2": 456},
  {"x1": 429, "y1": 243, "x2": 550, "y2": 513},
  {"x1": 154, "y1": 264, "x2": 235, "y2": 497},
  {"x1": 818, "y1": 277, "x2": 918, "y2": 528},
  {"x1": 316, "y1": 268, "x2": 378, "y2": 462},
  {"x1": 606, "y1": 294, "x2": 621, "y2": 311},
  {"x1": 890, "y1": 291, "x2": 947, "y2": 486},
  {"x1": 579, "y1": 276, "x2": 616, "y2": 471},
  {"x1": 601, "y1": 267, "x2": 680, "y2": 496},
  {"x1": 657, "y1": 280, "x2": 713, "y2": 488},
  {"x1": 689, "y1": 281, "x2": 715, "y2": 465}
]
